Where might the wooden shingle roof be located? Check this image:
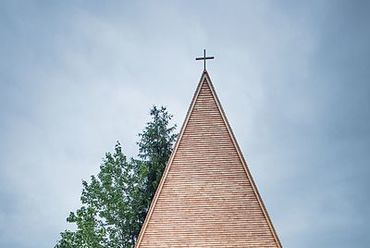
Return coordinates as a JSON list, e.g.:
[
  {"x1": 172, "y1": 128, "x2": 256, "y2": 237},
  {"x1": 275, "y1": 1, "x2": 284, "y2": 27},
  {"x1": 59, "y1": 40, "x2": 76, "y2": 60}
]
[{"x1": 135, "y1": 71, "x2": 282, "y2": 247}]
